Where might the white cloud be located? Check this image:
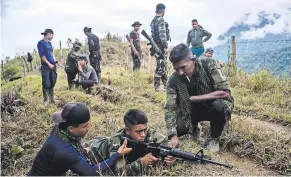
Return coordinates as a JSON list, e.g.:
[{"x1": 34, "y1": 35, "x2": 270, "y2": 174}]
[{"x1": 1, "y1": 0, "x2": 291, "y2": 58}]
